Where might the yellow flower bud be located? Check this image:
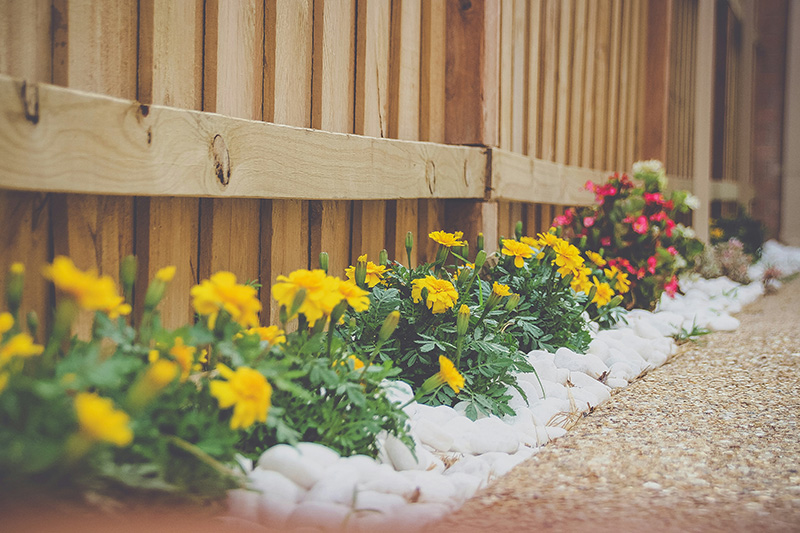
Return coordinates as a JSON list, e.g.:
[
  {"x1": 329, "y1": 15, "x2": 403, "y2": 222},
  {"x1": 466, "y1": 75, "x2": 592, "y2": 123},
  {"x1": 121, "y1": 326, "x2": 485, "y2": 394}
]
[{"x1": 379, "y1": 310, "x2": 401, "y2": 342}]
